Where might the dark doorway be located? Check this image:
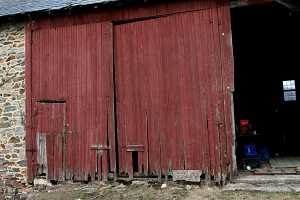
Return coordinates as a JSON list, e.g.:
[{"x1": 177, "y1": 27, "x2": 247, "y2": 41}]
[{"x1": 231, "y1": 2, "x2": 300, "y2": 174}]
